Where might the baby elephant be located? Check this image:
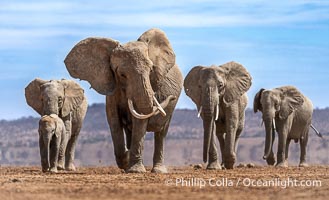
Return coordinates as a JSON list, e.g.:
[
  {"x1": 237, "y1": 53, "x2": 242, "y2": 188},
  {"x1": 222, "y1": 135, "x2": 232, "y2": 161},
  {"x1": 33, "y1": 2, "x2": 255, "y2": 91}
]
[
  {"x1": 38, "y1": 114, "x2": 67, "y2": 173},
  {"x1": 254, "y1": 86, "x2": 322, "y2": 167}
]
